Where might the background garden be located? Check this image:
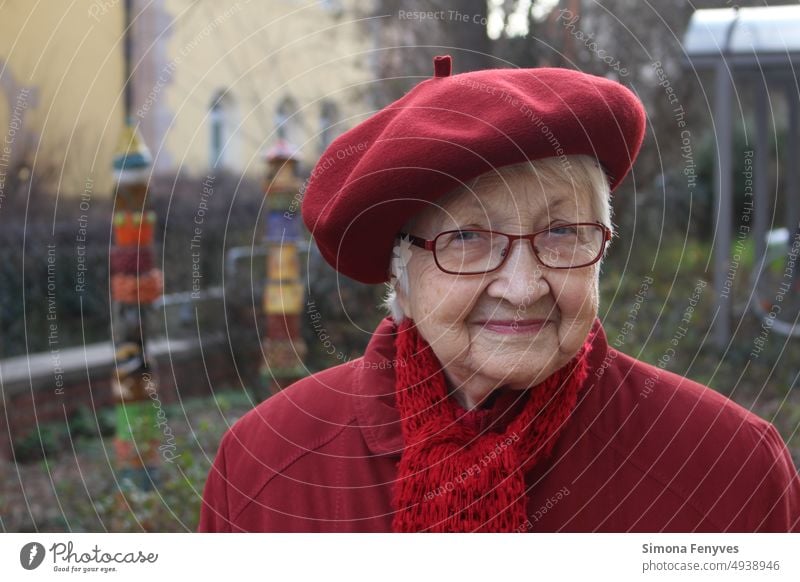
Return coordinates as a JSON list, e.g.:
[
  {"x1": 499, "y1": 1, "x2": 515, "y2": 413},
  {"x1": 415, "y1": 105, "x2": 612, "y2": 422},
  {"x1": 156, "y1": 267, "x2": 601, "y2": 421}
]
[{"x1": 1, "y1": 0, "x2": 798, "y2": 532}]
